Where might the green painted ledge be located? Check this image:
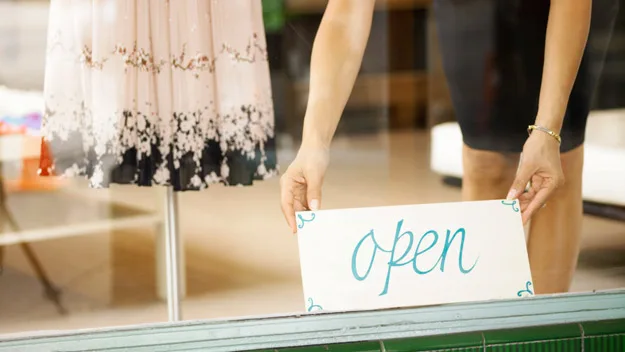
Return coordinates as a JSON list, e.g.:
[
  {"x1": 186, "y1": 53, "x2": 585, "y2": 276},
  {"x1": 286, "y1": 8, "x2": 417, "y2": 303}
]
[
  {"x1": 253, "y1": 320, "x2": 625, "y2": 351},
  {"x1": 1, "y1": 290, "x2": 624, "y2": 352}
]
